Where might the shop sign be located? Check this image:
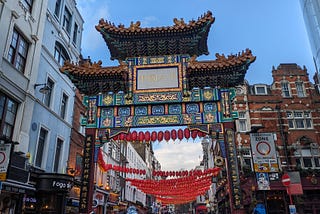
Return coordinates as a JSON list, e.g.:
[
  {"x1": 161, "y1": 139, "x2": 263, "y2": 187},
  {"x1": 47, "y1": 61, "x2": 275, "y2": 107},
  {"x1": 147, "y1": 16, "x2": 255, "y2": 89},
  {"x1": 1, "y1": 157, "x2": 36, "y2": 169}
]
[
  {"x1": 0, "y1": 144, "x2": 11, "y2": 181},
  {"x1": 93, "y1": 192, "x2": 104, "y2": 205},
  {"x1": 250, "y1": 133, "x2": 279, "y2": 172},
  {"x1": 51, "y1": 180, "x2": 72, "y2": 190}
]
